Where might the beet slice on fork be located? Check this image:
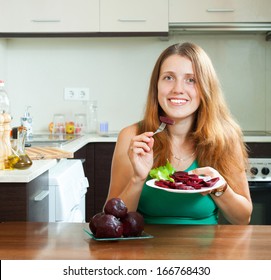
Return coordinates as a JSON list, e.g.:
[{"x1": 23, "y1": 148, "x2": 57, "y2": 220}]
[{"x1": 159, "y1": 116, "x2": 175, "y2": 125}]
